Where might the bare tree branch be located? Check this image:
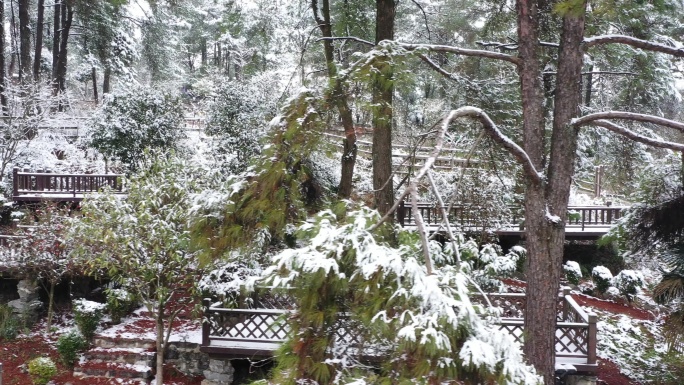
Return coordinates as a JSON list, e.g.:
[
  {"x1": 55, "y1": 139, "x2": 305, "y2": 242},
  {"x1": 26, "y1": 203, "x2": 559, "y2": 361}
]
[
  {"x1": 584, "y1": 34, "x2": 684, "y2": 57},
  {"x1": 409, "y1": 0, "x2": 431, "y2": 42},
  {"x1": 476, "y1": 40, "x2": 518, "y2": 51},
  {"x1": 317, "y1": 36, "x2": 374, "y2": 46},
  {"x1": 572, "y1": 111, "x2": 684, "y2": 132},
  {"x1": 418, "y1": 53, "x2": 458, "y2": 80},
  {"x1": 399, "y1": 43, "x2": 522, "y2": 66},
  {"x1": 584, "y1": 120, "x2": 684, "y2": 152}
]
